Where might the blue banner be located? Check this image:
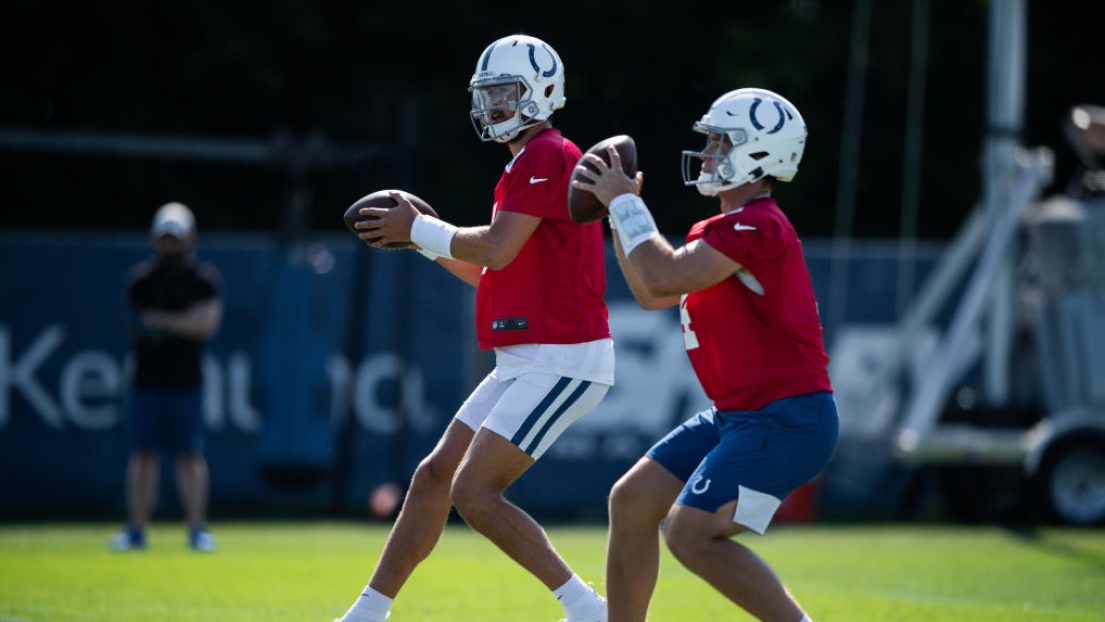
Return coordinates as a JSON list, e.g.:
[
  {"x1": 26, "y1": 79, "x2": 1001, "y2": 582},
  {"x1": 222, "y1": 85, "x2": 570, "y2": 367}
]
[{"x1": 0, "y1": 231, "x2": 943, "y2": 520}]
